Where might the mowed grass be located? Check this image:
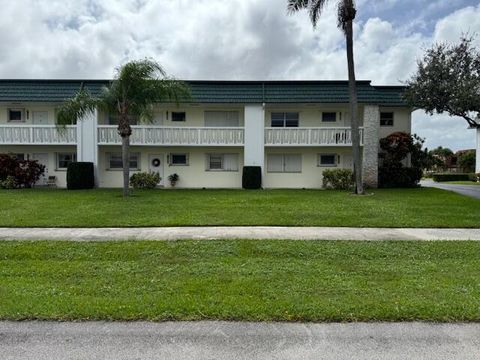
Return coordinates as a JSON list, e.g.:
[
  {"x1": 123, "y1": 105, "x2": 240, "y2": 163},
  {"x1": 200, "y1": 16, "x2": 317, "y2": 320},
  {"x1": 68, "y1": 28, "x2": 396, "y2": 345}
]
[
  {"x1": 0, "y1": 240, "x2": 479, "y2": 322},
  {"x1": 0, "y1": 187, "x2": 479, "y2": 228},
  {"x1": 442, "y1": 181, "x2": 480, "y2": 185}
]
